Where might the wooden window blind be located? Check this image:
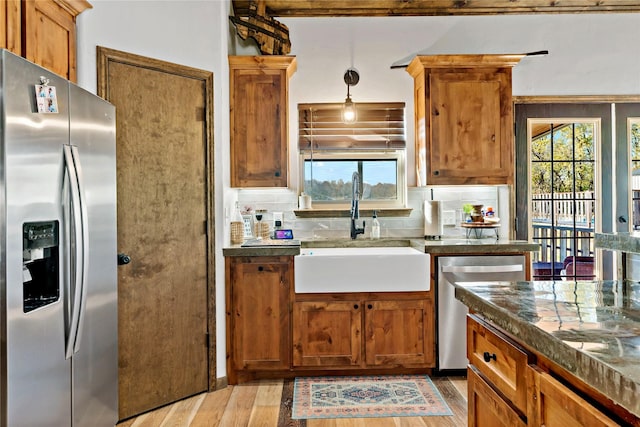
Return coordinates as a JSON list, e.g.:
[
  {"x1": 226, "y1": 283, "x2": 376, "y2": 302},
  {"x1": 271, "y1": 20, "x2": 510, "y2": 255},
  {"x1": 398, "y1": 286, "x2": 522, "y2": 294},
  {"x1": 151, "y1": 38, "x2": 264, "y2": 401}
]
[{"x1": 298, "y1": 102, "x2": 406, "y2": 151}]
